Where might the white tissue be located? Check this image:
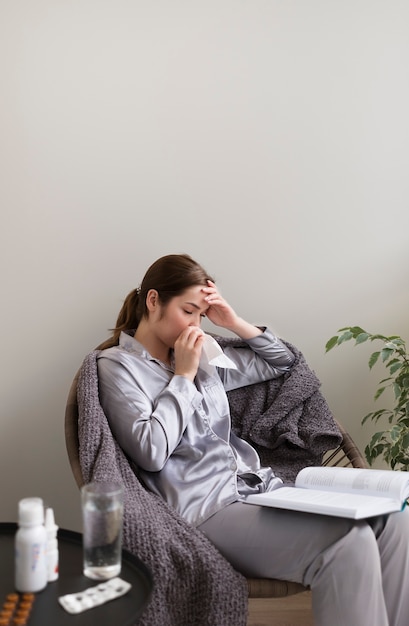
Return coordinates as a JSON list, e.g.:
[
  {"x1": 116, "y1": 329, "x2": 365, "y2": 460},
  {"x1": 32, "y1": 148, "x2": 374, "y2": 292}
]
[{"x1": 199, "y1": 334, "x2": 238, "y2": 375}]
